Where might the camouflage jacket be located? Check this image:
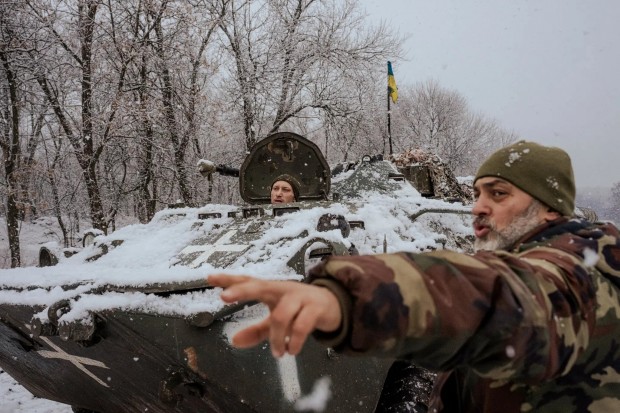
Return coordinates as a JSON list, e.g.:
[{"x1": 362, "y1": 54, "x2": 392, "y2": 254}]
[{"x1": 309, "y1": 217, "x2": 620, "y2": 412}]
